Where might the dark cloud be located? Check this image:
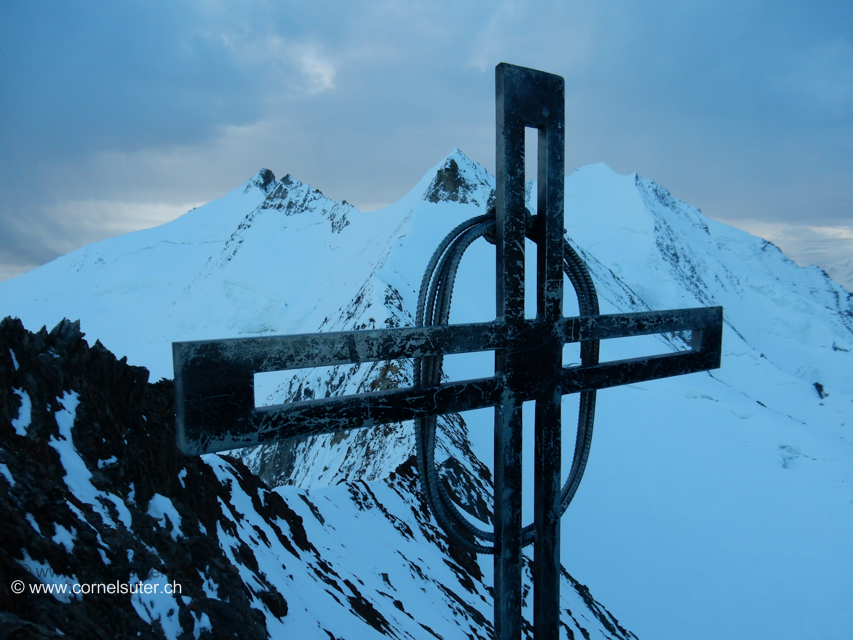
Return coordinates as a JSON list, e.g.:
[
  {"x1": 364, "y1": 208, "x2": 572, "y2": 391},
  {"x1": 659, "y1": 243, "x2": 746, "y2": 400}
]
[
  {"x1": 1, "y1": 3, "x2": 259, "y2": 157},
  {"x1": 1, "y1": 0, "x2": 851, "y2": 280}
]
